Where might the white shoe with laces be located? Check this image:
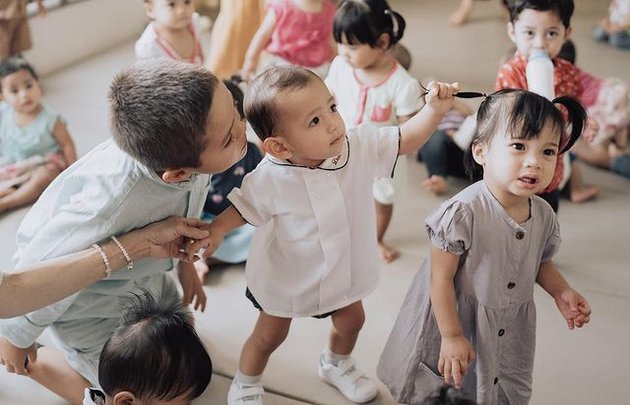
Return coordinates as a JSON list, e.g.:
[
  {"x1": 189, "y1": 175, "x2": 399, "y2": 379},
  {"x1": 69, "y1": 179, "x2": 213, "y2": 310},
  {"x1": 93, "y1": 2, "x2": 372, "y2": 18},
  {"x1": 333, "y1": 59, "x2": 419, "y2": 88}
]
[
  {"x1": 227, "y1": 379, "x2": 265, "y2": 405},
  {"x1": 318, "y1": 355, "x2": 378, "y2": 403}
]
